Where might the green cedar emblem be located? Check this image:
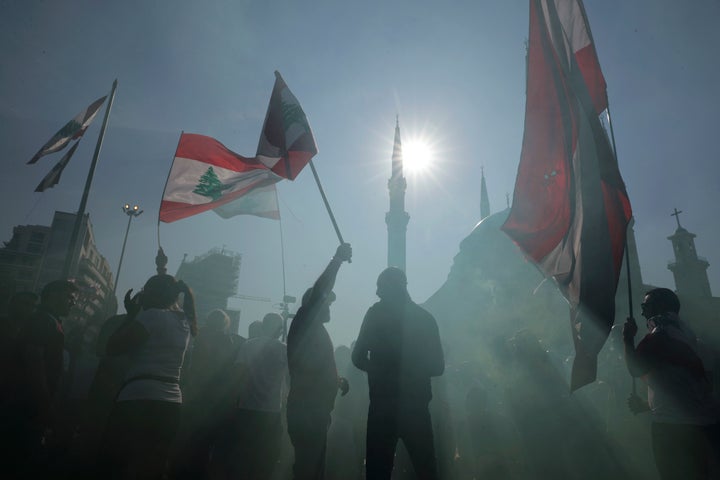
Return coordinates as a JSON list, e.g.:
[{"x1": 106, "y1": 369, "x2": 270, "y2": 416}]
[
  {"x1": 193, "y1": 166, "x2": 231, "y2": 201},
  {"x1": 281, "y1": 101, "x2": 309, "y2": 134}
]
